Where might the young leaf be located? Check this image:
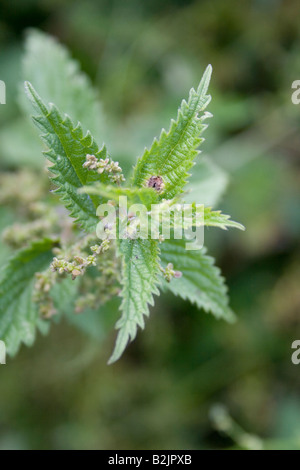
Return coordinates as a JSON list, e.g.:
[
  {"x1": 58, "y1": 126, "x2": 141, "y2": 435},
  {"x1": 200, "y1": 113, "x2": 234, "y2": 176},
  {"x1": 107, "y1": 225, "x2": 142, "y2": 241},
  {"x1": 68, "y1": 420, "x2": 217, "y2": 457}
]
[
  {"x1": 82, "y1": 183, "x2": 159, "y2": 208},
  {"x1": 0, "y1": 238, "x2": 55, "y2": 355},
  {"x1": 25, "y1": 81, "x2": 110, "y2": 232},
  {"x1": 108, "y1": 239, "x2": 160, "y2": 364},
  {"x1": 157, "y1": 203, "x2": 244, "y2": 232},
  {"x1": 168, "y1": 203, "x2": 245, "y2": 231},
  {"x1": 178, "y1": 205, "x2": 244, "y2": 231},
  {"x1": 160, "y1": 238, "x2": 235, "y2": 322},
  {"x1": 22, "y1": 29, "x2": 103, "y2": 137},
  {"x1": 204, "y1": 207, "x2": 245, "y2": 231},
  {"x1": 132, "y1": 65, "x2": 212, "y2": 199}
]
